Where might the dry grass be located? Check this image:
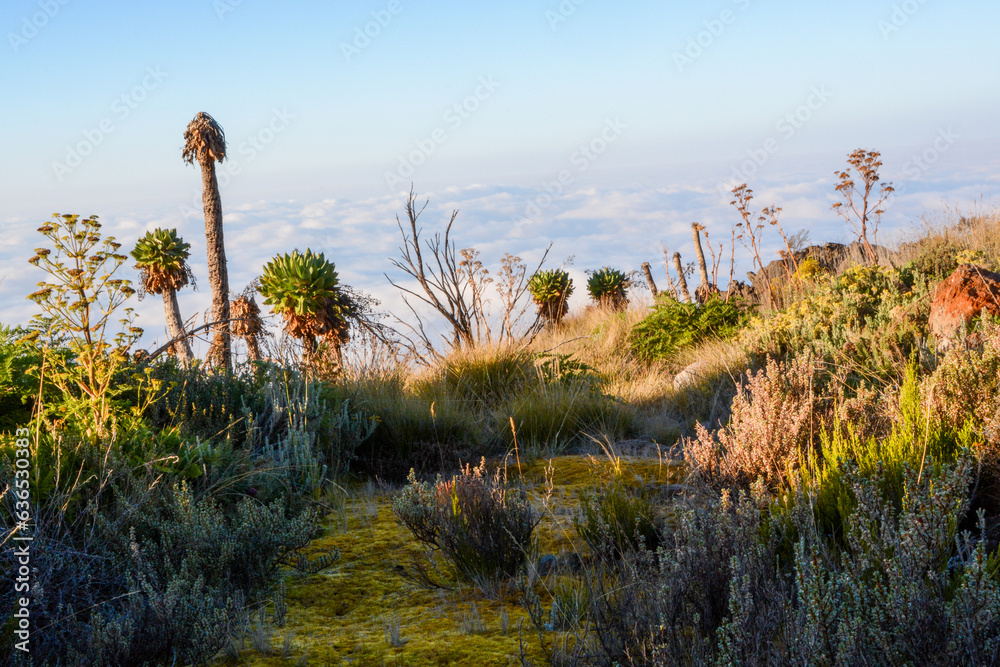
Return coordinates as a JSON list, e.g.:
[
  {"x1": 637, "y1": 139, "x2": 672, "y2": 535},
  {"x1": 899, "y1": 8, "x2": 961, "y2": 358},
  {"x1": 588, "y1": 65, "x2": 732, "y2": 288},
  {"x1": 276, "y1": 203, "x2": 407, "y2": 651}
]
[{"x1": 897, "y1": 201, "x2": 1000, "y2": 271}]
